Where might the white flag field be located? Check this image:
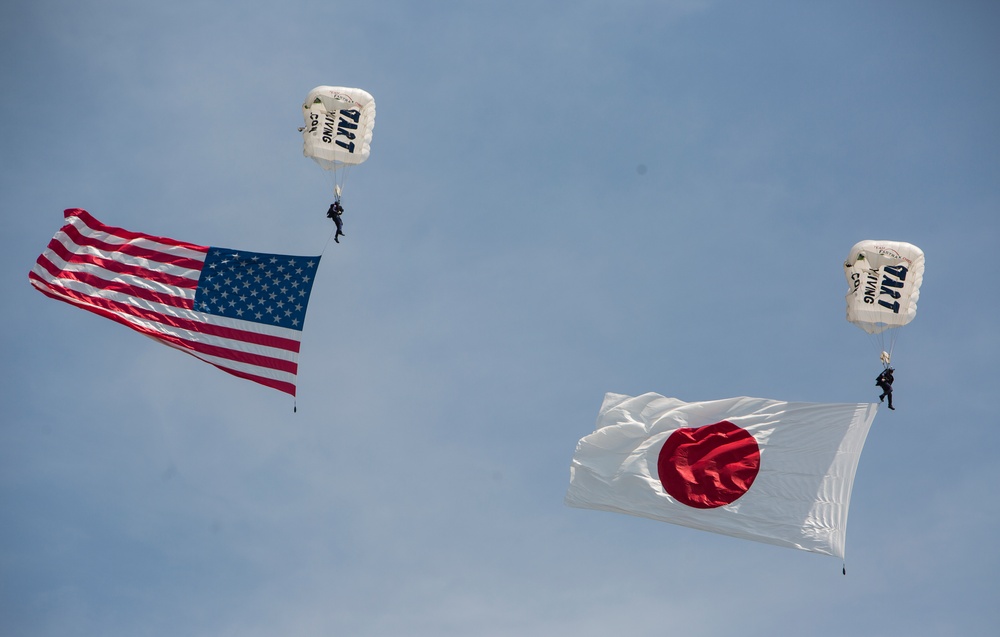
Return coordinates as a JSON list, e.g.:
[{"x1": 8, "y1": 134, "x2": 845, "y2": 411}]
[{"x1": 566, "y1": 393, "x2": 879, "y2": 559}]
